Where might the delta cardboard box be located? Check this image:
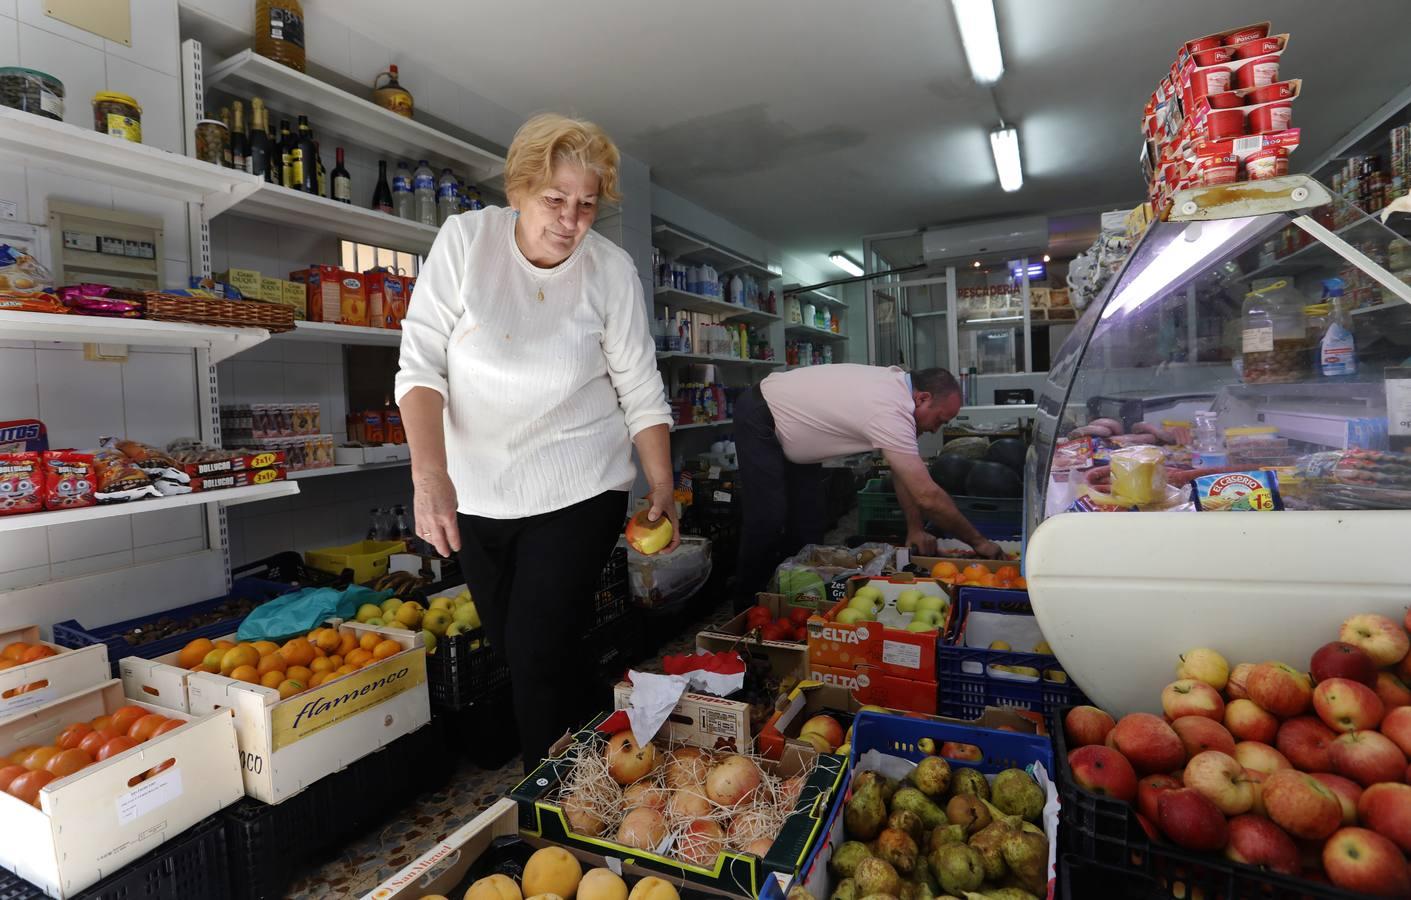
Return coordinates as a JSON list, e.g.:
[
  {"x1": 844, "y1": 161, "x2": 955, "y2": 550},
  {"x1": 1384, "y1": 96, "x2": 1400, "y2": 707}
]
[
  {"x1": 695, "y1": 593, "x2": 809, "y2": 685},
  {"x1": 510, "y1": 709, "x2": 845, "y2": 899},
  {"x1": 804, "y1": 661, "x2": 938, "y2": 716},
  {"x1": 756, "y1": 681, "x2": 1044, "y2": 761},
  {"x1": 0, "y1": 679, "x2": 242, "y2": 899},
  {"x1": 125, "y1": 622, "x2": 429, "y2": 804},
  {"x1": 806, "y1": 575, "x2": 950, "y2": 681},
  {"x1": 0, "y1": 626, "x2": 109, "y2": 720}
]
